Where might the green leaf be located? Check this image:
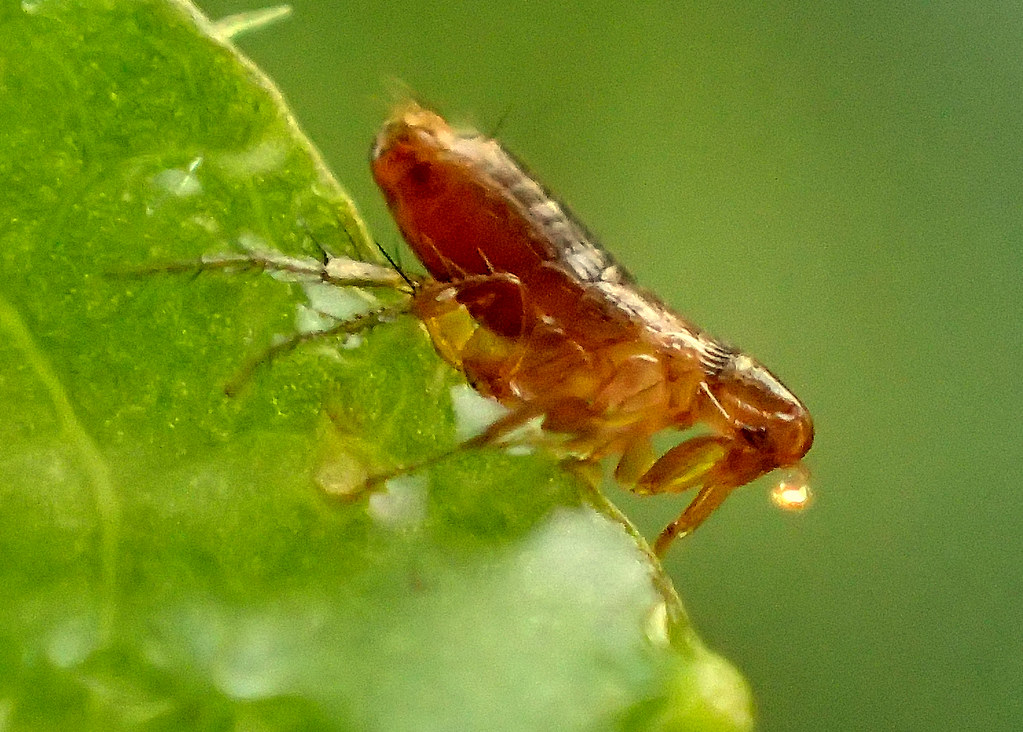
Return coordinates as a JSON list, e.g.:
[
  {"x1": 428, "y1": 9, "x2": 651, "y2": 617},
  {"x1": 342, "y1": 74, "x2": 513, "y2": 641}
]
[{"x1": 0, "y1": 1, "x2": 753, "y2": 729}]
